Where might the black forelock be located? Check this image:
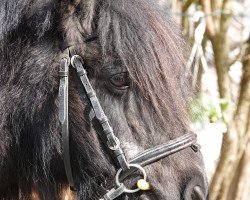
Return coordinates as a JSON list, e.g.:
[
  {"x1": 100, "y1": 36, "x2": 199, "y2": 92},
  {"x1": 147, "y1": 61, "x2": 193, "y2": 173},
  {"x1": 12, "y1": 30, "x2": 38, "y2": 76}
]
[{"x1": 97, "y1": 0, "x2": 191, "y2": 136}]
